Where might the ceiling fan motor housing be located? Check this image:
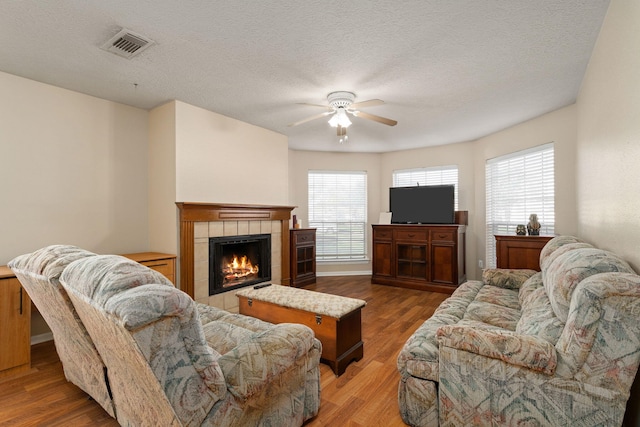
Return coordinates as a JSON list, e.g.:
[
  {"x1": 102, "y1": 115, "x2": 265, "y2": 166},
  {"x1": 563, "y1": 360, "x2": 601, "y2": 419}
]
[{"x1": 328, "y1": 91, "x2": 356, "y2": 109}]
